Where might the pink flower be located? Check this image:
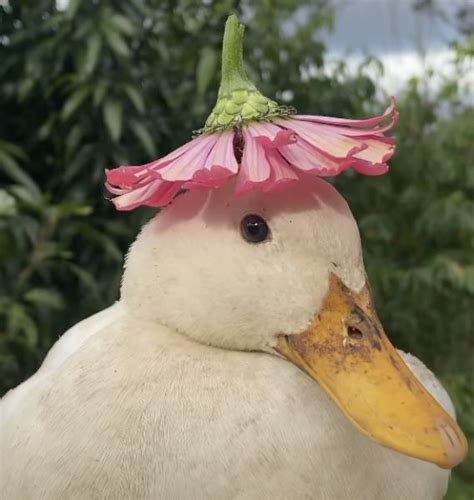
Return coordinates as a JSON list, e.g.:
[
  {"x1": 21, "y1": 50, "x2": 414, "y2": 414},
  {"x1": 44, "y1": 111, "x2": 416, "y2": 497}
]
[
  {"x1": 106, "y1": 15, "x2": 398, "y2": 211},
  {"x1": 106, "y1": 98, "x2": 397, "y2": 211}
]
